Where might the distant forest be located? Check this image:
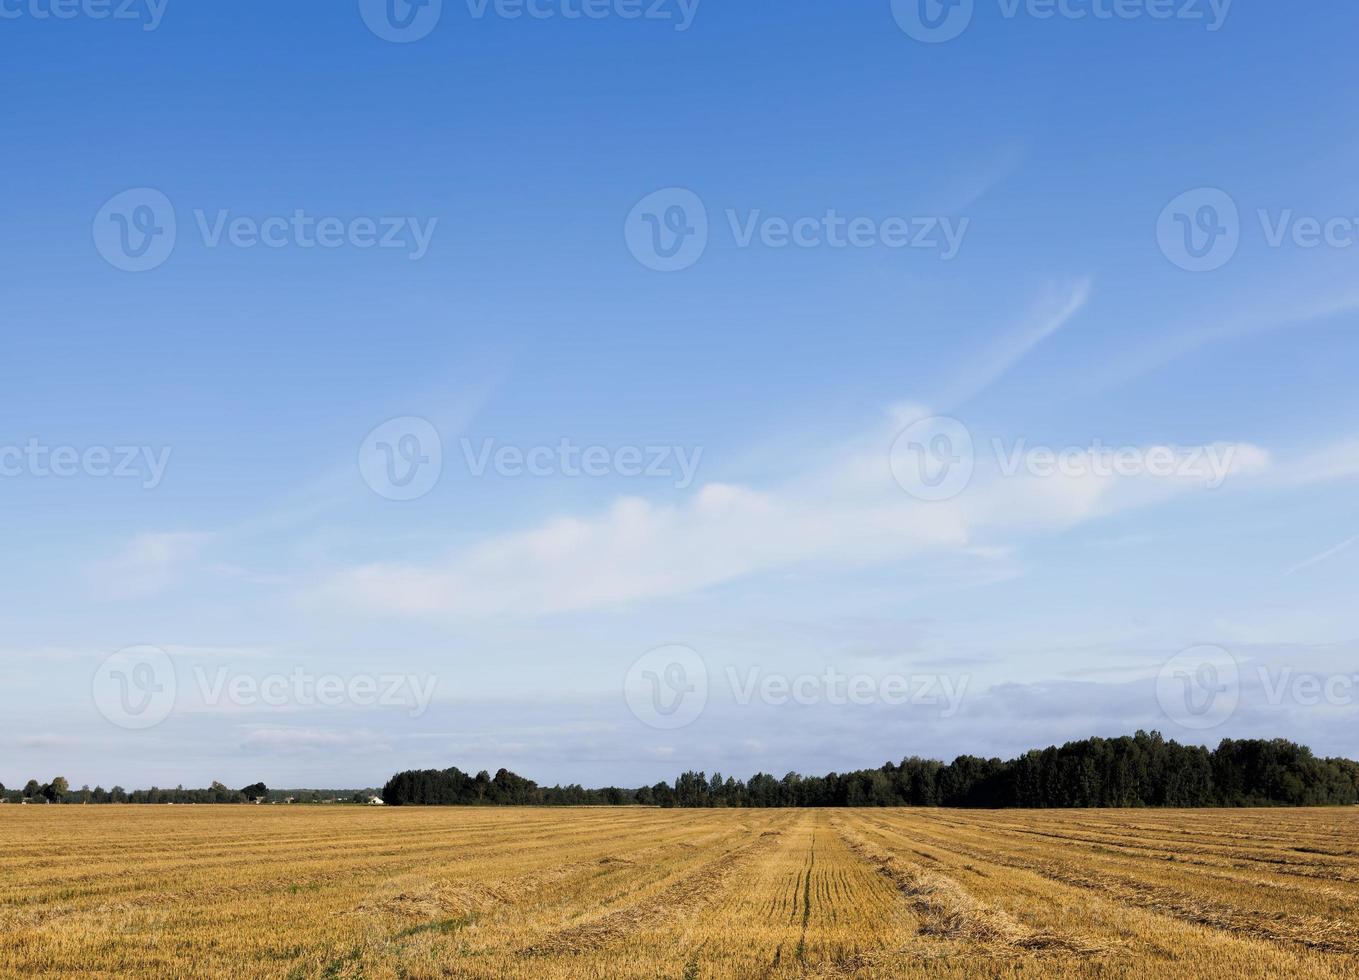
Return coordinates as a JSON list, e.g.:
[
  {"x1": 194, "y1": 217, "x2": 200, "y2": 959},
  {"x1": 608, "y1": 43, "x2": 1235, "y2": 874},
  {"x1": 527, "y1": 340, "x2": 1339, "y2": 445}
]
[
  {"x1": 0, "y1": 780, "x2": 379, "y2": 806},
  {"x1": 381, "y1": 732, "x2": 1359, "y2": 809},
  {"x1": 10, "y1": 733, "x2": 1357, "y2": 809}
]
